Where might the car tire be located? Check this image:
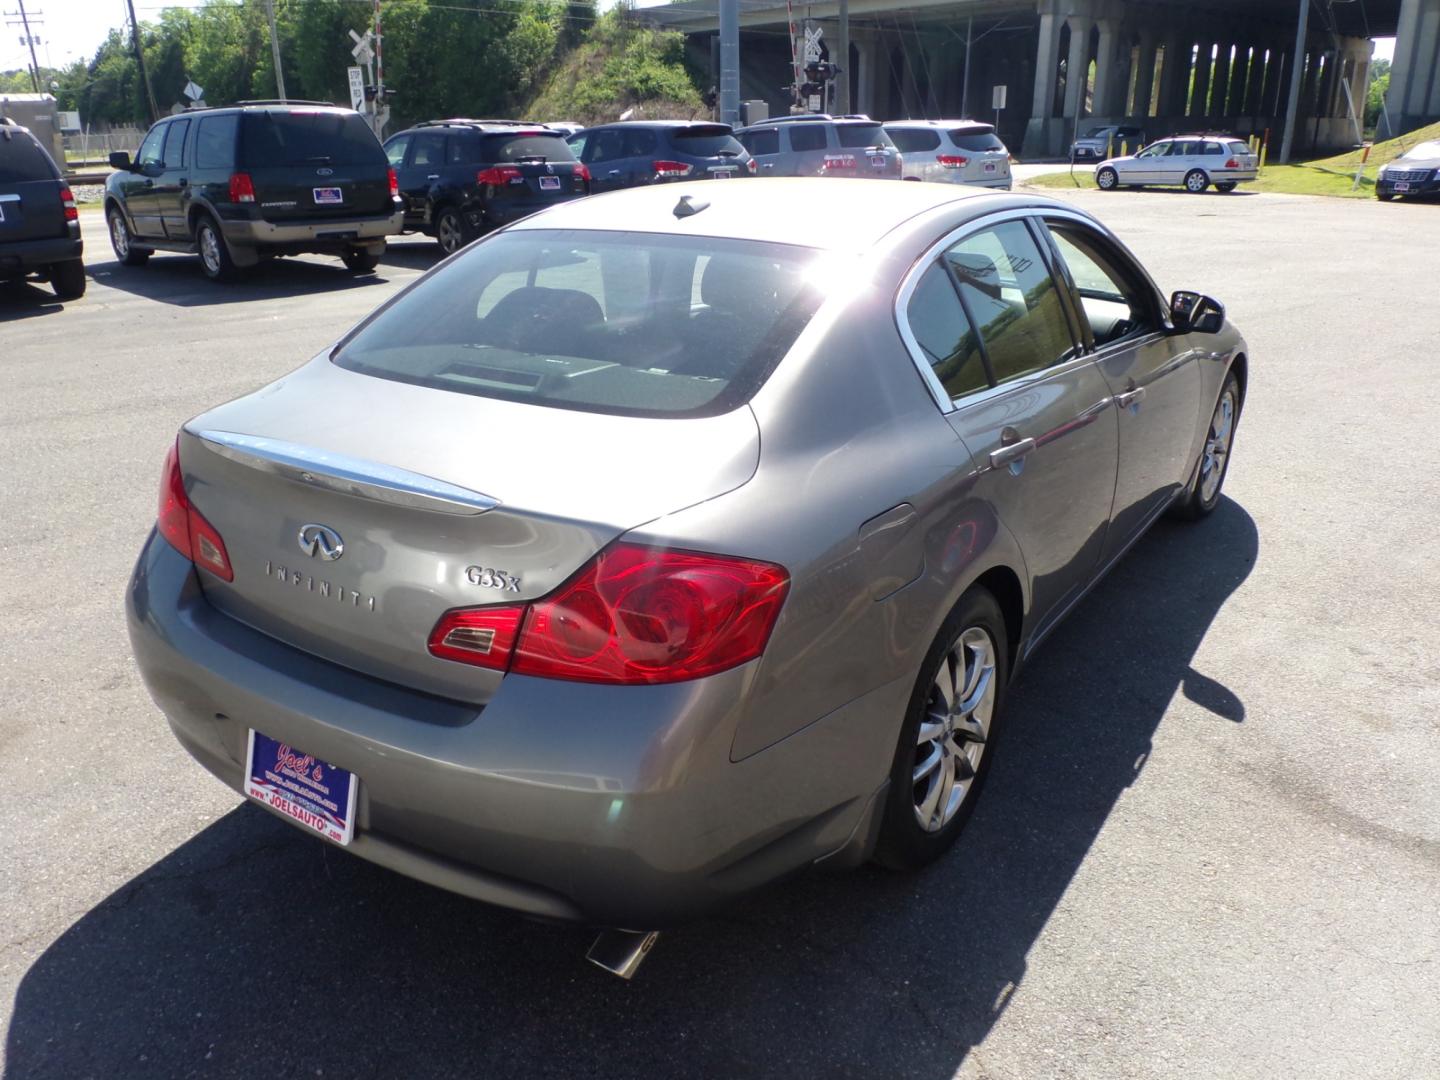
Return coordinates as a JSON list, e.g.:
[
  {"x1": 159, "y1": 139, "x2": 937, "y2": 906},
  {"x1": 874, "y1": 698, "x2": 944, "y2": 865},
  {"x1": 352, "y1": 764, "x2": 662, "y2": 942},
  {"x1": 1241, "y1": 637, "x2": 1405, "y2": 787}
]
[
  {"x1": 434, "y1": 207, "x2": 471, "y2": 256},
  {"x1": 1215, "y1": 181, "x2": 1238, "y2": 192},
  {"x1": 106, "y1": 206, "x2": 149, "y2": 266},
  {"x1": 1173, "y1": 370, "x2": 1242, "y2": 521},
  {"x1": 195, "y1": 215, "x2": 240, "y2": 282},
  {"x1": 873, "y1": 586, "x2": 1009, "y2": 871},
  {"x1": 341, "y1": 247, "x2": 381, "y2": 274},
  {"x1": 1185, "y1": 169, "x2": 1210, "y2": 193},
  {"x1": 49, "y1": 259, "x2": 86, "y2": 300},
  {"x1": 1097, "y1": 166, "x2": 1119, "y2": 190}
]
